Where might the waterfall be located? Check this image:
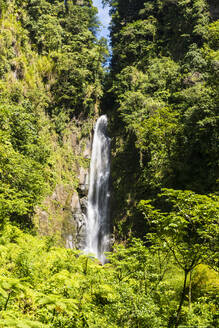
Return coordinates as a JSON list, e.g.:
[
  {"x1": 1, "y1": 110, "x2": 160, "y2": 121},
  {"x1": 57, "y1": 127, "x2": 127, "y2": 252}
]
[{"x1": 84, "y1": 115, "x2": 111, "y2": 264}]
